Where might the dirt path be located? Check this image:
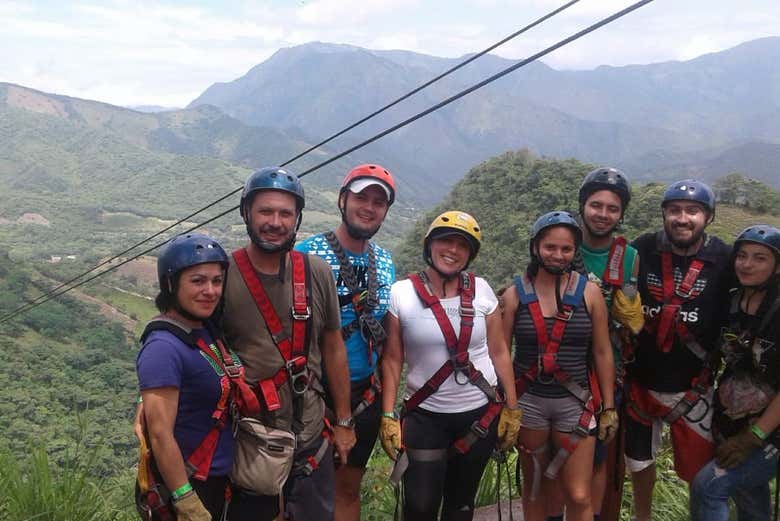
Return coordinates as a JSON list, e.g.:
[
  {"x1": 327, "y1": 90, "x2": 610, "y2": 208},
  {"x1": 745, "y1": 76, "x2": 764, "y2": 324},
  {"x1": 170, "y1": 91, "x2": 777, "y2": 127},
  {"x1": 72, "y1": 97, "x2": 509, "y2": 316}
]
[
  {"x1": 37, "y1": 275, "x2": 139, "y2": 333},
  {"x1": 70, "y1": 286, "x2": 139, "y2": 333},
  {"x1": 473, "y1": 501, "x2": 523, "y2": 520}
]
